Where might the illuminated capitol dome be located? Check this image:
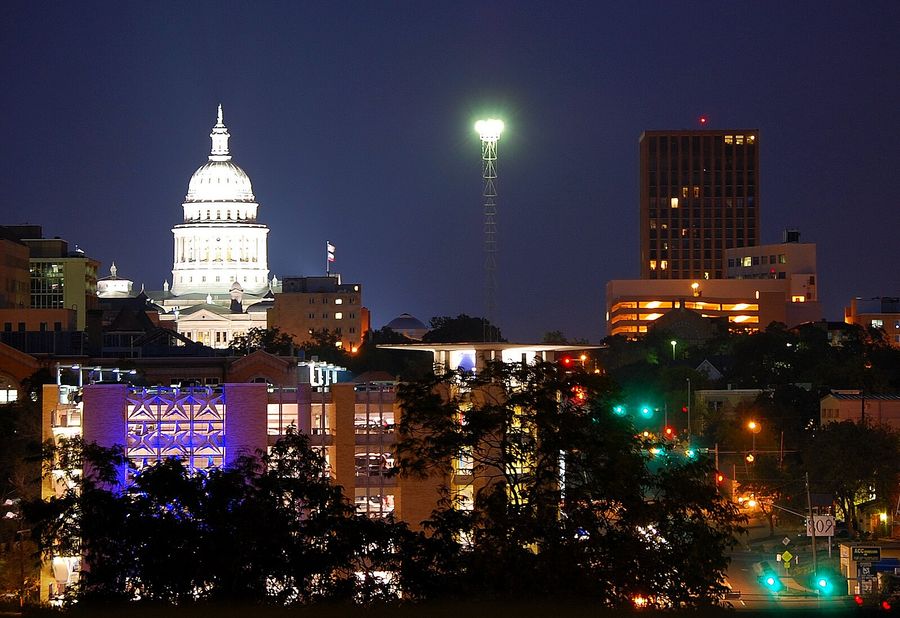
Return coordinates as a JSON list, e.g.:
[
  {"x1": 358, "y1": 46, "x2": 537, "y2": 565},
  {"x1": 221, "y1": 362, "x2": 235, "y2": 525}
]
[{"x1": 170, "y1": 105, "x2": 270, "y2": 296}]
